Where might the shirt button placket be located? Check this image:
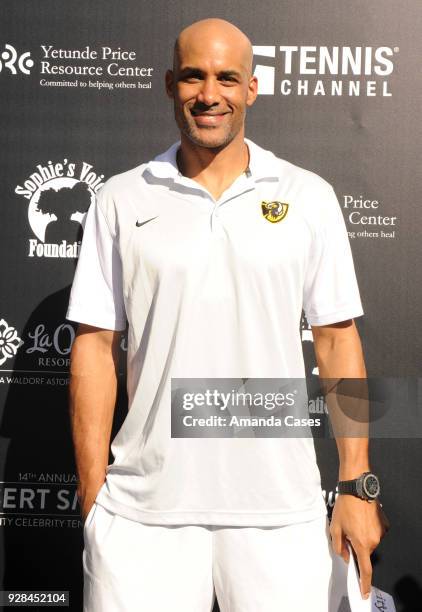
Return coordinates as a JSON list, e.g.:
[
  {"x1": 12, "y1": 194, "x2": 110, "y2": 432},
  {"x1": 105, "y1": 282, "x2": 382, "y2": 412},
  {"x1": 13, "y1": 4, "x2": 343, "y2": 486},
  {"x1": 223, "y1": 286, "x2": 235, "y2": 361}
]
[{"x1": 210, "y1": 203, "x2": 224, "y2": 235}]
